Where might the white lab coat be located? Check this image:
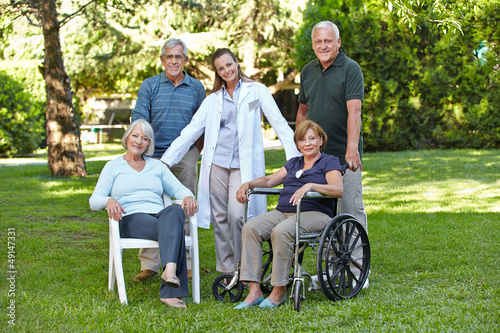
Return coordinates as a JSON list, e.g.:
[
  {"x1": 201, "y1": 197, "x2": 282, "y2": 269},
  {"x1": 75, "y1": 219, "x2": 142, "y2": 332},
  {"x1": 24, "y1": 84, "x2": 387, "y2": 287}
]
[{"x1": 161, "y1": 80, "x2": 301, "y2": 228}]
